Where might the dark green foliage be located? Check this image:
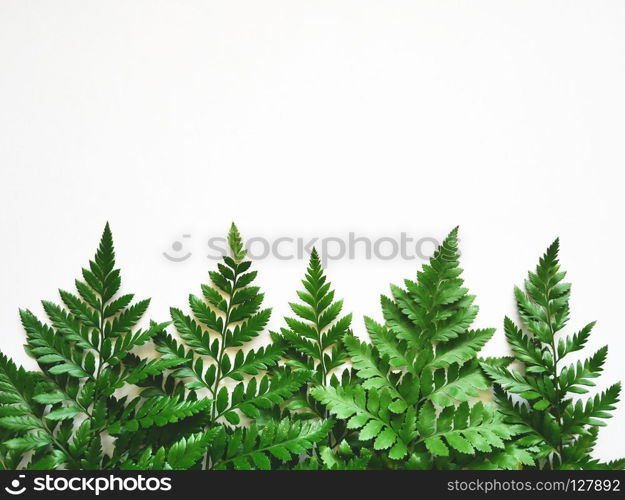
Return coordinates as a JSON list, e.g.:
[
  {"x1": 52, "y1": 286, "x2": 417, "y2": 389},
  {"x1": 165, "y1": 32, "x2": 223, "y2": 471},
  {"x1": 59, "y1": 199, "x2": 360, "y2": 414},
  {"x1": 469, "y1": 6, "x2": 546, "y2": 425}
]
[
  {"x1": 207, "y1": 418, "x2": 334, "y2": 470},
  {"x1": 482, "y1": 240, "x2": 624, "y2": 470},
  {"x1": 294, "y1": 439, "x2": 373, "y2": 470},
  {"x1": 270, "y1": 249, "x2": 353, "y2": 450},
  {"x1": 0, "y1": 225, "x2": 622, "y2": 471},
  {"x1": 312, "y1": 229, "x2": 529, "y2": 469},
  {"x1": 154, "y1": 224, "x2": 318, "y2": 468},
  {"x1": 121, "y1": 429, "x2": 220, "y2": 470},
  {"x1": 0, "y1": 224, "x2": 207, "y2": 470},
  {"x1": 274, "y1": 249, "x2": 352, "y2": 387}
]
